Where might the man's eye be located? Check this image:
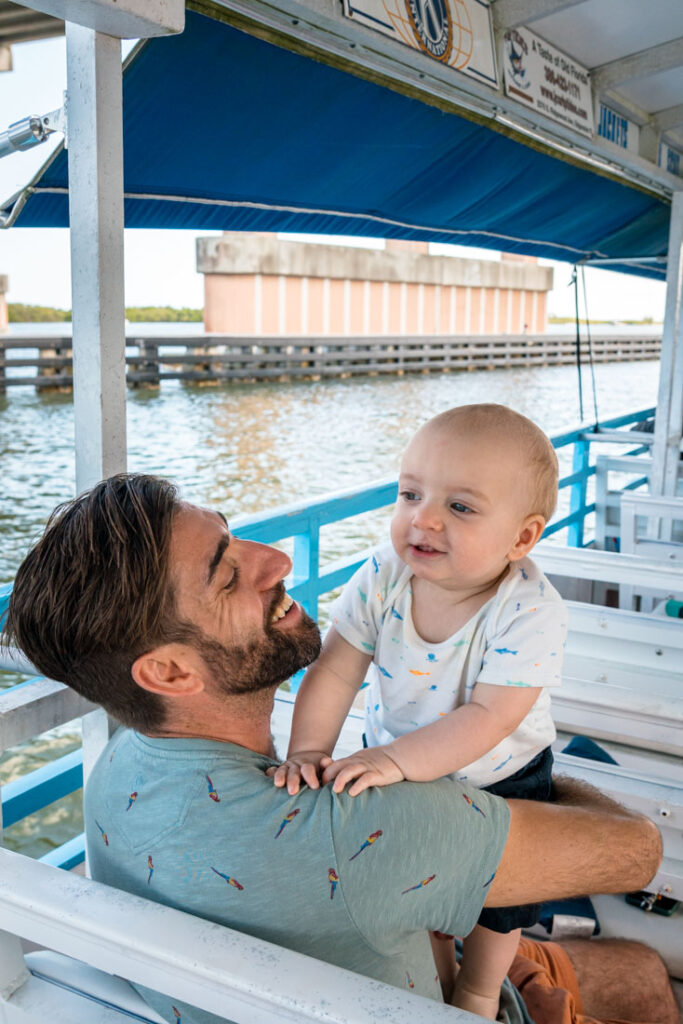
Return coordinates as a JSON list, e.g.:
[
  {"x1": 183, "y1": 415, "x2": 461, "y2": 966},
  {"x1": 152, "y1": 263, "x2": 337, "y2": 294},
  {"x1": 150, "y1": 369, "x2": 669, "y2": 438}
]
[
  {"x1": 451, "y1": 502, "x2": 472, "y2": 514},
  {"x1": 223, "y1": 568, "x2": 239, "y2": 591}
]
